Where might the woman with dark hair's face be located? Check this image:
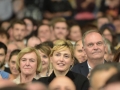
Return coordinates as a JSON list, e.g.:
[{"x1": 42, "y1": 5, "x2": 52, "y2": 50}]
[
  {"x1": 9, "y1": 54, "x2": 19, "y2": 78},
  {"x1": 103, "y1": 29, "x2": 113, "y2": 42}
]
